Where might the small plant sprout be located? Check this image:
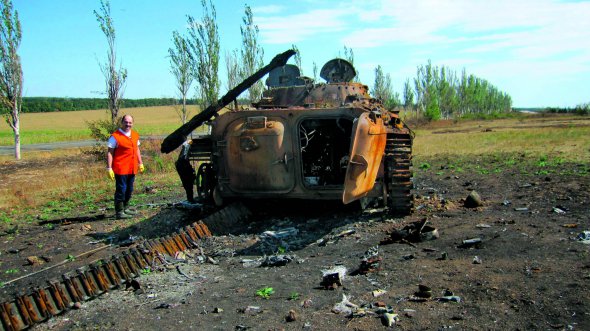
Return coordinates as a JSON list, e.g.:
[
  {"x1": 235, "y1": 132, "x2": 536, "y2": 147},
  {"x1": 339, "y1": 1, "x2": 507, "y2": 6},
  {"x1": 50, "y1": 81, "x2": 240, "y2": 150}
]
[
  {"x1": 5, "y1": 268, "x2": 18, "y2": 274},
  {"x1": 0, "y1": 282, "x2": 4, "y2": 288},
  {"x1": 256, "y1": 287, "x2": 274, "y2": 299},
  {"x1": 277, "y1": 246, "x2": 286, "y2": 254},
  {"x1": 140, "y1": 267, "x2": 151, "y2": 275},
  {"x1": 66, "y1": 254, "x2": 76, "y2": 262},
  {"x1": 289, "y1": 292, "x2": 300, "y2": 300},
  {"x1": 419, "y1": 162, "x2": 431, "y2": 170}
]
